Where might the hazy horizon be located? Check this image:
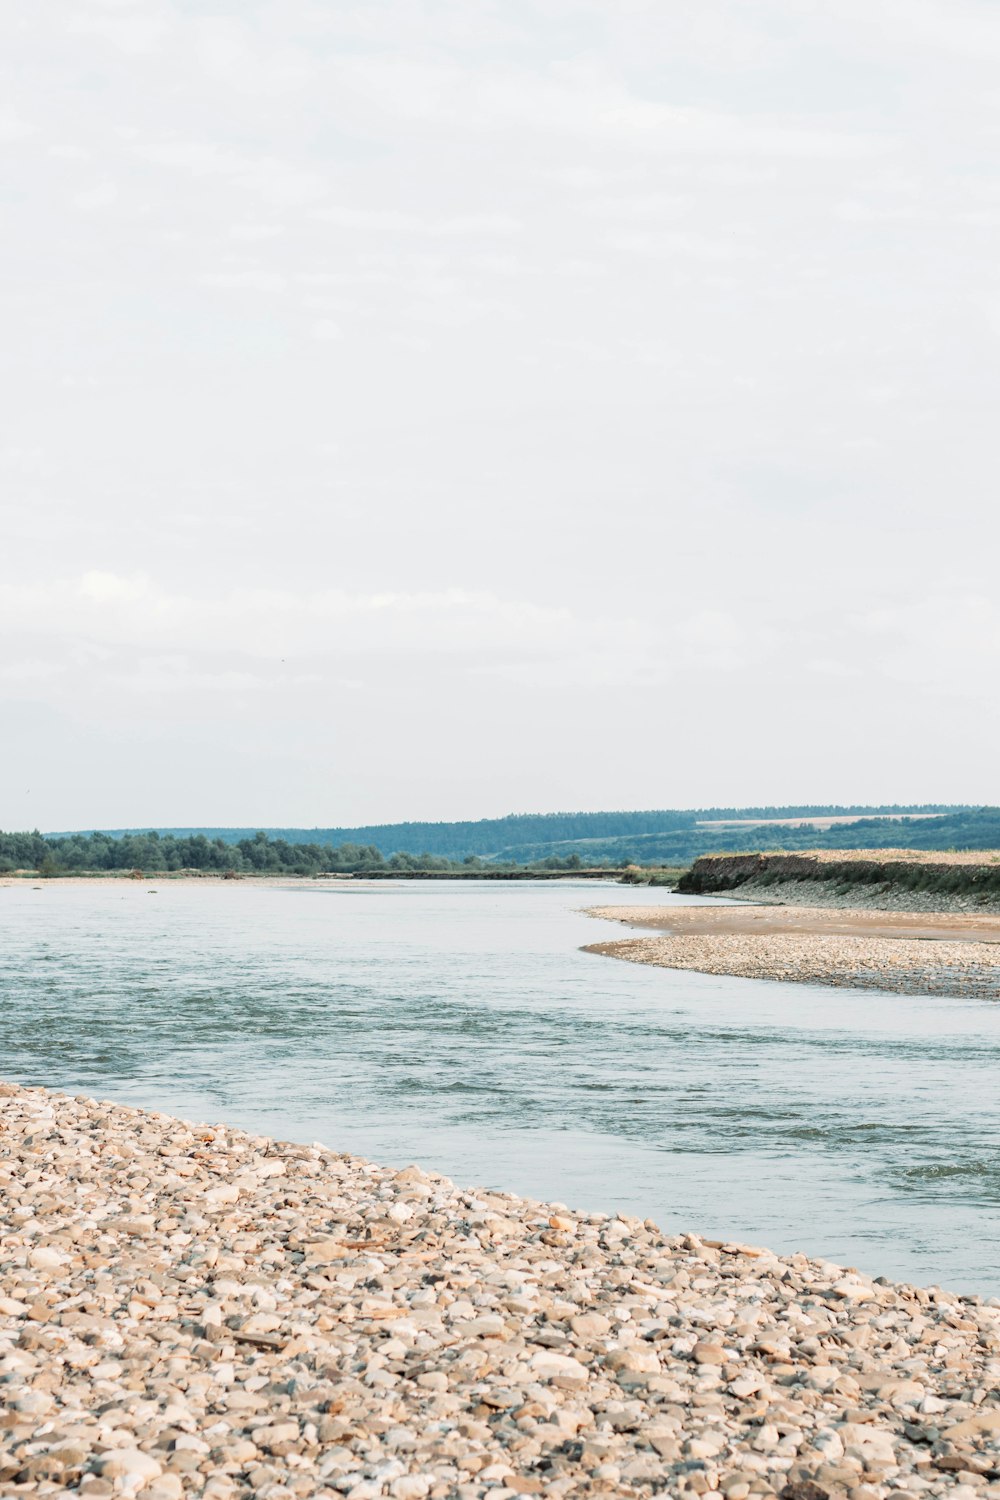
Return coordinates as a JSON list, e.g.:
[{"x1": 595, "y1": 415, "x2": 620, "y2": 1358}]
[{"x1": 4, "y1": 1, "x2": 998, "y2": 830}]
